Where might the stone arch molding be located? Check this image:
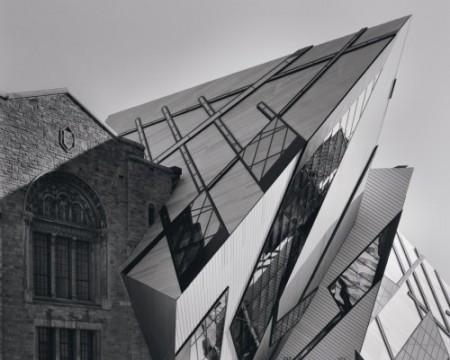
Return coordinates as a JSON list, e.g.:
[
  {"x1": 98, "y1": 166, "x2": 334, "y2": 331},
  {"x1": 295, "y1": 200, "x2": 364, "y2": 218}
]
[
  {"x1": 25, "y1": 171, "x2": 106, "y2": 230},
  {"x1": 23, "y1": 171, "x2": 109, "y2": 307}
]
